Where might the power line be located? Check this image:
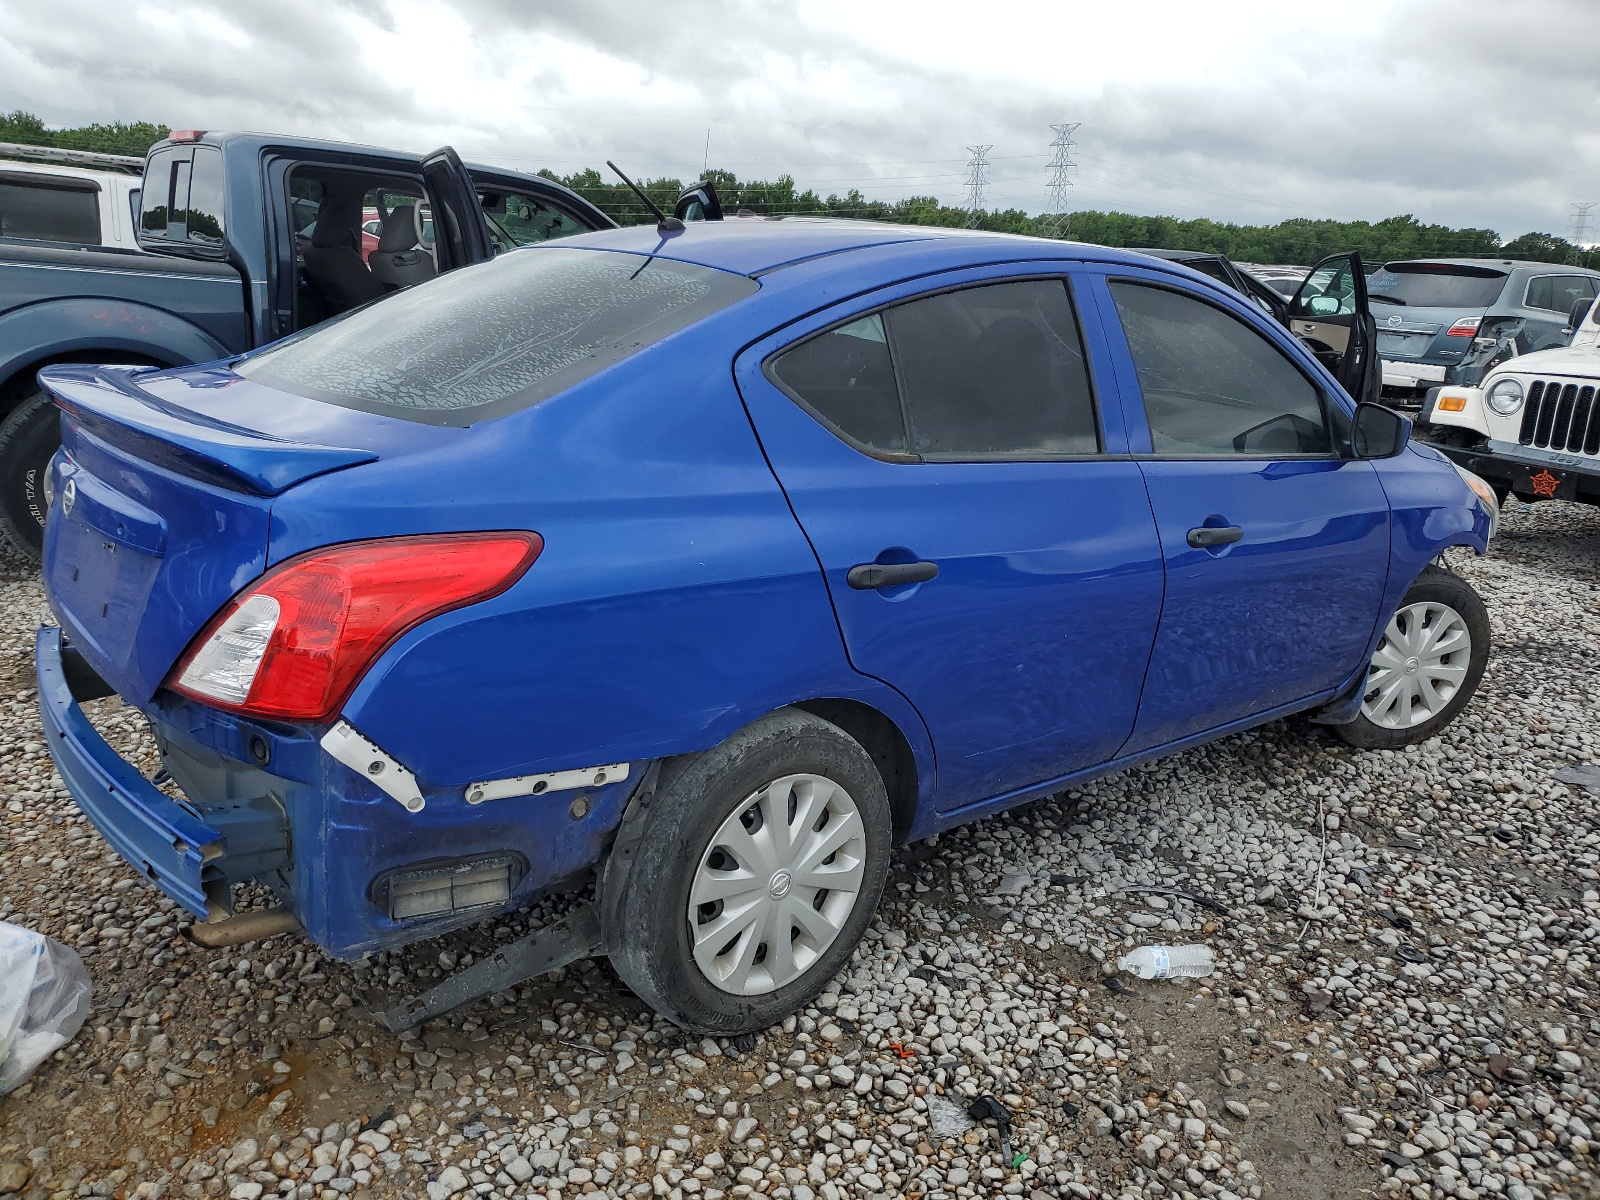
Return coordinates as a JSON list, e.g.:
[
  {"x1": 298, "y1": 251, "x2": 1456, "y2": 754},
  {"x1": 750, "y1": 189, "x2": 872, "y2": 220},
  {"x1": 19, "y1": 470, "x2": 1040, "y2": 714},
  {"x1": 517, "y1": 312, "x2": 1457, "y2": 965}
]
[
  {"x1": 1040, "y1": 122, "x2": 1079, "y2": 239},
  {"x1": 1568, "y1": 202, "x2": 1596, "y2": 263},
  {"x1": 964, "y1": 144, "x2": 992, "y2": 228}
]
